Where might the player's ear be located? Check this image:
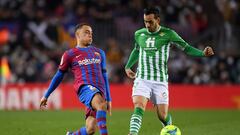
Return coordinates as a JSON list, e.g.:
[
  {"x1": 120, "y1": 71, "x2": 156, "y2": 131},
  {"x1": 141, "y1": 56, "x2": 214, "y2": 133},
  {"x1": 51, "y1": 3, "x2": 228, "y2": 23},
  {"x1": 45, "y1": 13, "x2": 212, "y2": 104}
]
[
  {"x1": 75, "y1": 32, "x2": 80, "y2": 39},
  {"x1": 75, "y1": 29, "x2": 81, "y2": 39},
  {"x1": 157, "y1": 17, "x2": 160, "y2": 24}
]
